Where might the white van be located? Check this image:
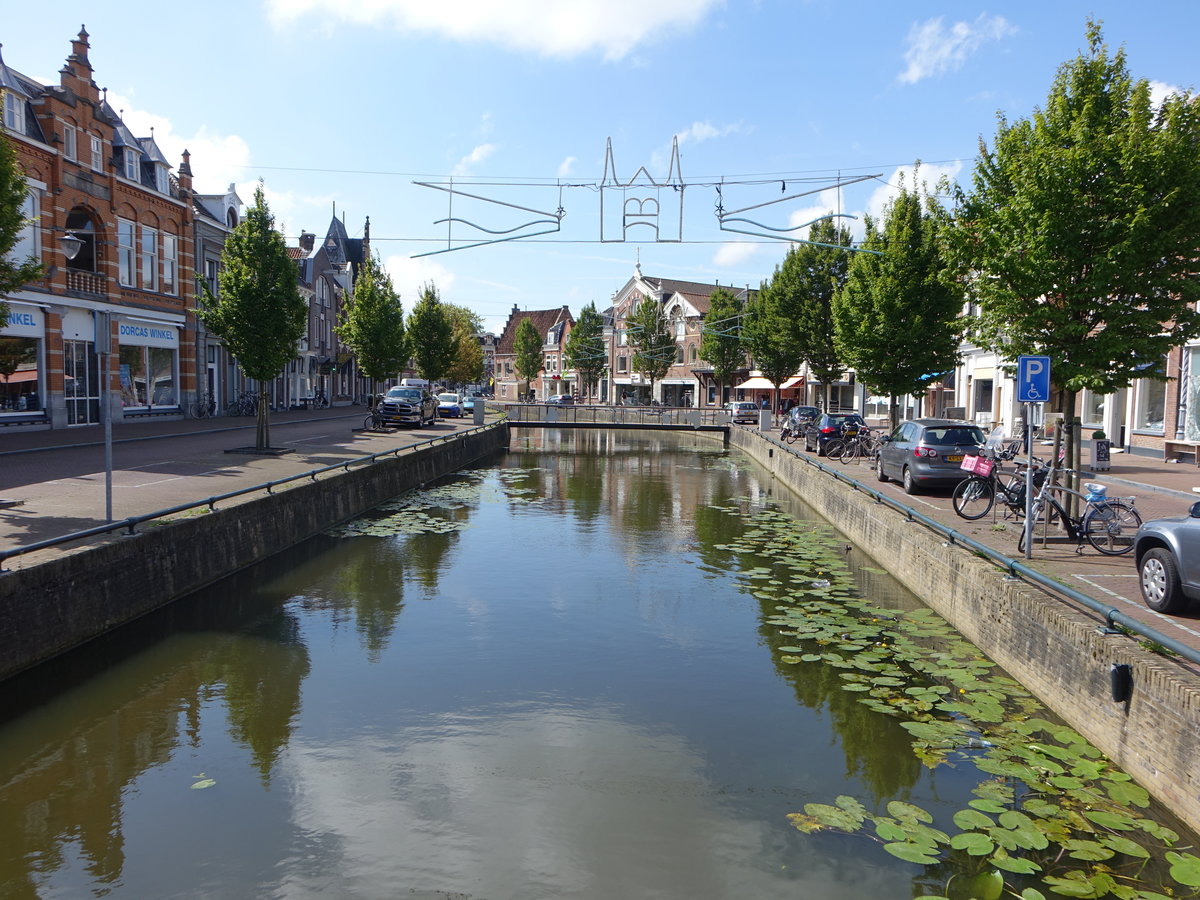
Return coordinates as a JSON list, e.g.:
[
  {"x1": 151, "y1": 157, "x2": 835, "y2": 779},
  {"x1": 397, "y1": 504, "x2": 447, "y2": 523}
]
[{"x1": 399, "y1": 378, "x2": 430, "y2": 390}]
